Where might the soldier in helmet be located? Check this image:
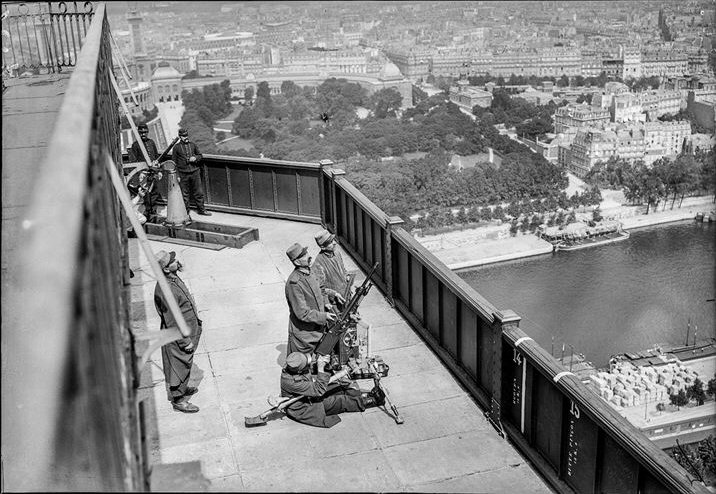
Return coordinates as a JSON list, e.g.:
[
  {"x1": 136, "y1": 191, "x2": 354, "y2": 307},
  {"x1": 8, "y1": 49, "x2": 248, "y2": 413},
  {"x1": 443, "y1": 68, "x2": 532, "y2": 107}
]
[
  {"x1": 280, "y1": 351, "x2": 385, "y2": 428},
  {"x1": 284, "y1": 242, "x2": 344, "y2": 355},
  {"x1": 312, "y1": 228, "x2": 352, "y2": 304}
]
